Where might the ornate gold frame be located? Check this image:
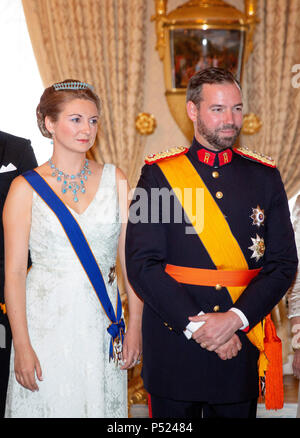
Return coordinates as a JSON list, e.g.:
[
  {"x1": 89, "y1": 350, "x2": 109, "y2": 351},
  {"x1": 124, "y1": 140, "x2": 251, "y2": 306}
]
[{"x1": 152, "y1": 0, "x2": 258, "y2": 141}]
